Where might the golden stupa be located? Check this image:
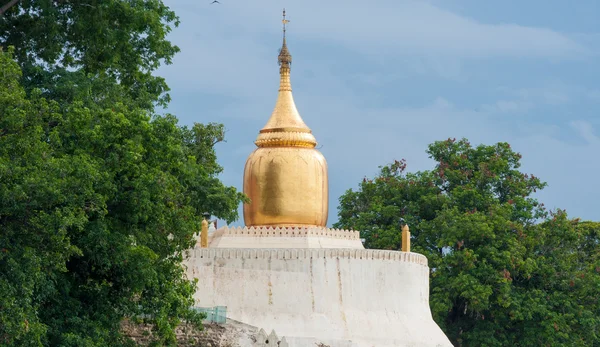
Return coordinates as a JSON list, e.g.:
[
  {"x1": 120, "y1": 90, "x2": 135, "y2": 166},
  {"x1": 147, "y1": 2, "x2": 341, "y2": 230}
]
[{"x1": 243, "y1": 10, "x2": 328, "y2": 227}]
